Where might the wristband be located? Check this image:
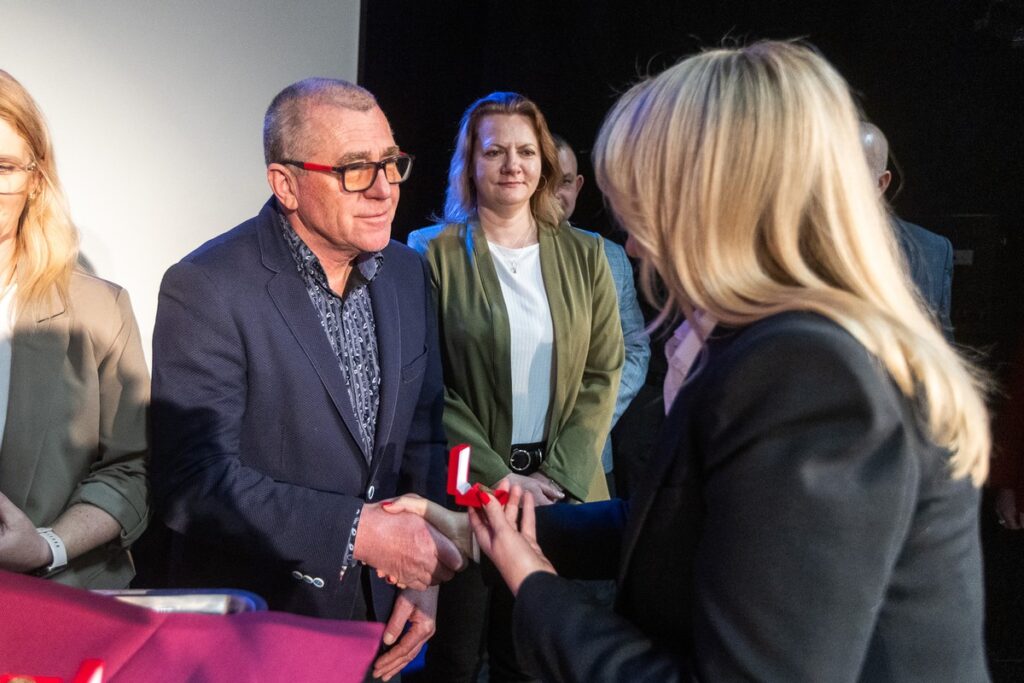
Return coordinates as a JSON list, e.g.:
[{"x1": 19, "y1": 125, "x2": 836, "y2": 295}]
[{"x1": 35, "y1": 527, "x2": 68, "y2": 574}]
